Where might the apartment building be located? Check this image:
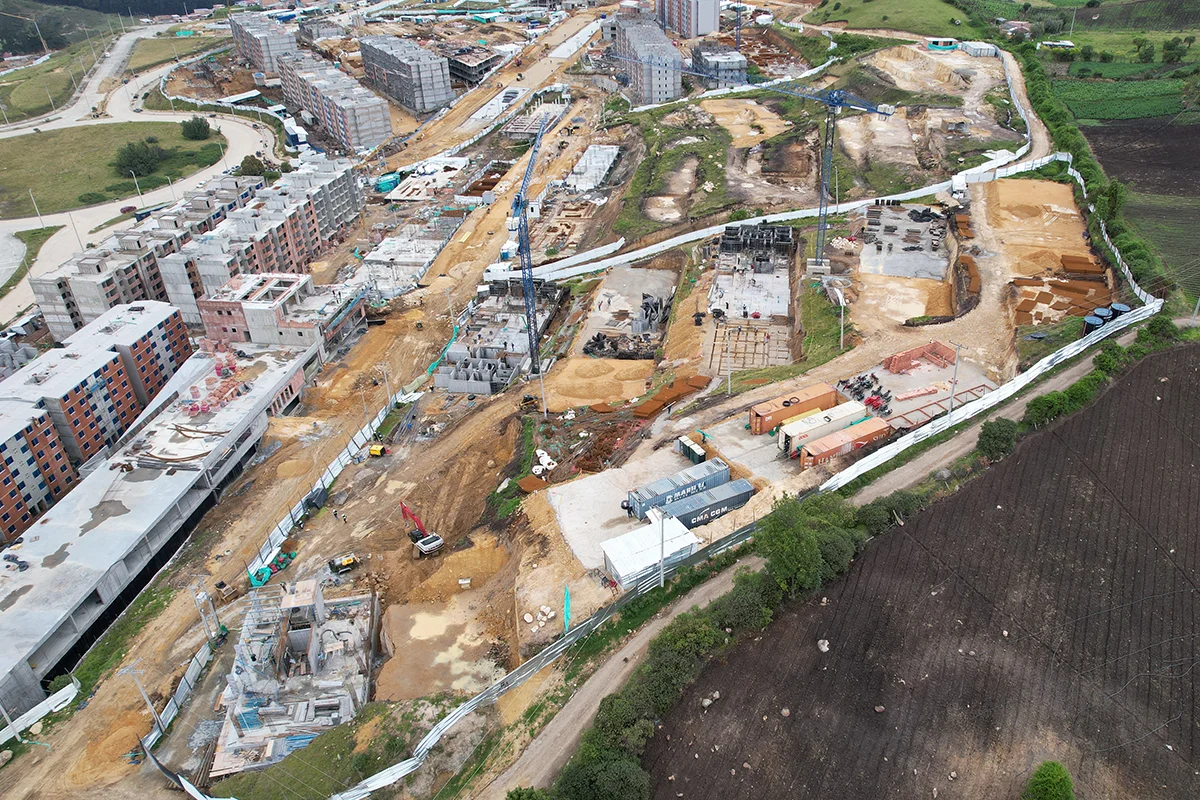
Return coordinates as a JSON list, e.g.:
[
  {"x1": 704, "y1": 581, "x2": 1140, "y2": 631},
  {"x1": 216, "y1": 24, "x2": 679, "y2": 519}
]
[
  {"x1": 360, "y1": 36, "x2": 454, "y2": 114},
  {"x1": 32, "y1": 157, "x2": 361, "y2": 336},
  {"x1": 692, "y1": 44, "x2": 748, "y2": 88},
  {"x1": 198, "y1": 273, "x2": 367, "y2": 360},
  {"x1": 278, "y1": 52, "x2": 393, "y2": 151},
  {"x1": 615, "y1": 20, "x2": 683, "y2": 105},
  {"x1": 0, "y1": 402, "x2": 76, "y2": 541},
  {"x1": 440, "y1": 45, "x2": 500, "y2": 86},
  {"x1": 33, "y1": 176, "x2": 263, "y2": 340},
  {"x1": 0, "y1": 303, "x2": 192, "y2": 539},
  {"x1": 657, "y1": 0, "x2": 719, "y2": 38},
  {"x1": 229, "y1": 12, "x2": 299, "y2": 72}
]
